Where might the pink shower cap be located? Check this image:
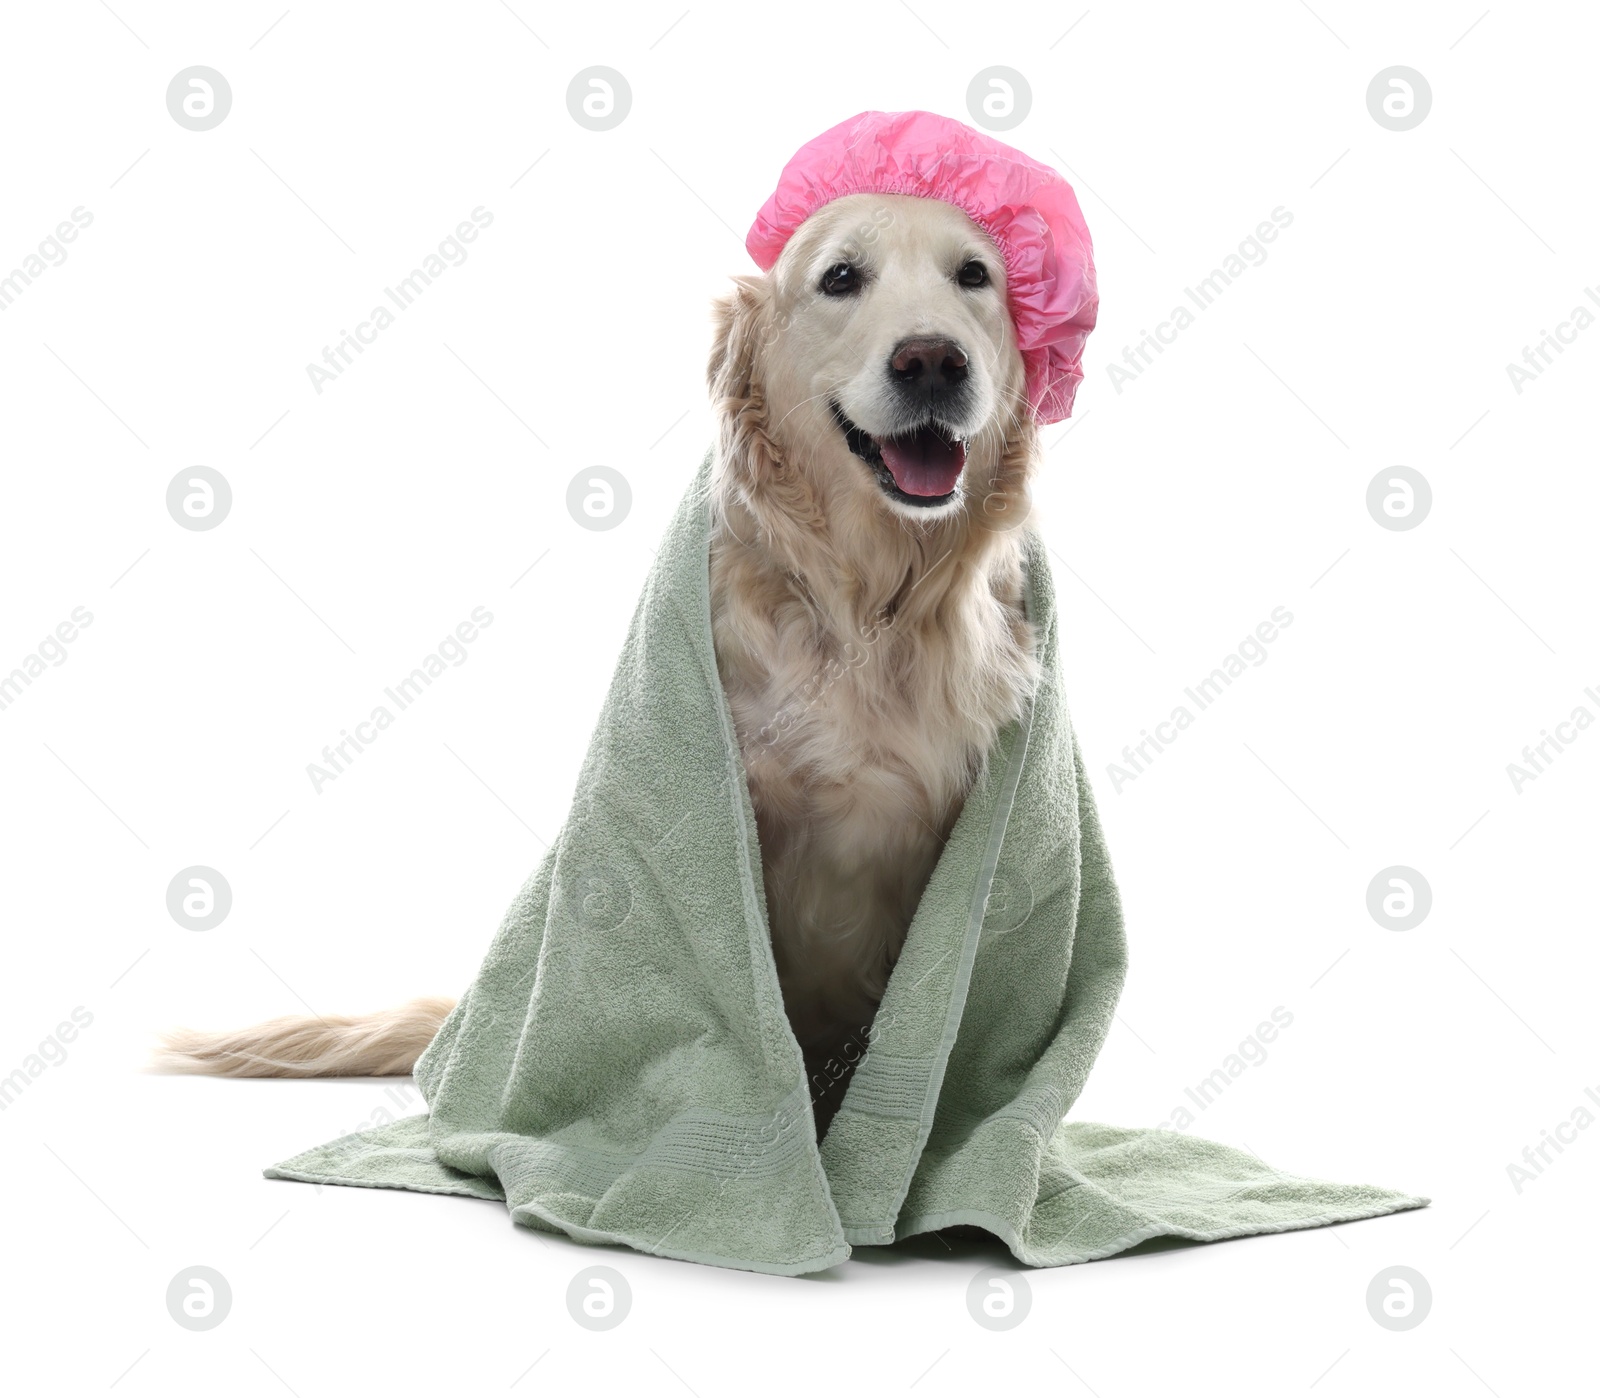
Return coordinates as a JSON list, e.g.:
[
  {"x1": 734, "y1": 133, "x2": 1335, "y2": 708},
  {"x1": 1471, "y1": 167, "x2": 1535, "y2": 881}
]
[{"x1": 746, "y1": 110, "x2": 1098, "y2": 424}]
